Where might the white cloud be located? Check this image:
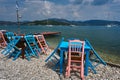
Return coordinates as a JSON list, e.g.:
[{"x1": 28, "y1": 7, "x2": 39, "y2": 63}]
[
  {"x1": 84, "y1": 0, "x2": 94, "y2": 3},
  {"x1": 18, "y1": 0, "x2": 120, "y2": 21},
  {"x1": 113, "y1": 0, "x2": 120, "y2": 3},
  {"x1": 44, "y1": 1, "x2": 52, "y2": 15},
  {"x1": 0, "y1": 0, "x2": 120, "y2": 21},
  {"x1": 82, "y1": 0, "x2": 94, "y2": 5}
]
